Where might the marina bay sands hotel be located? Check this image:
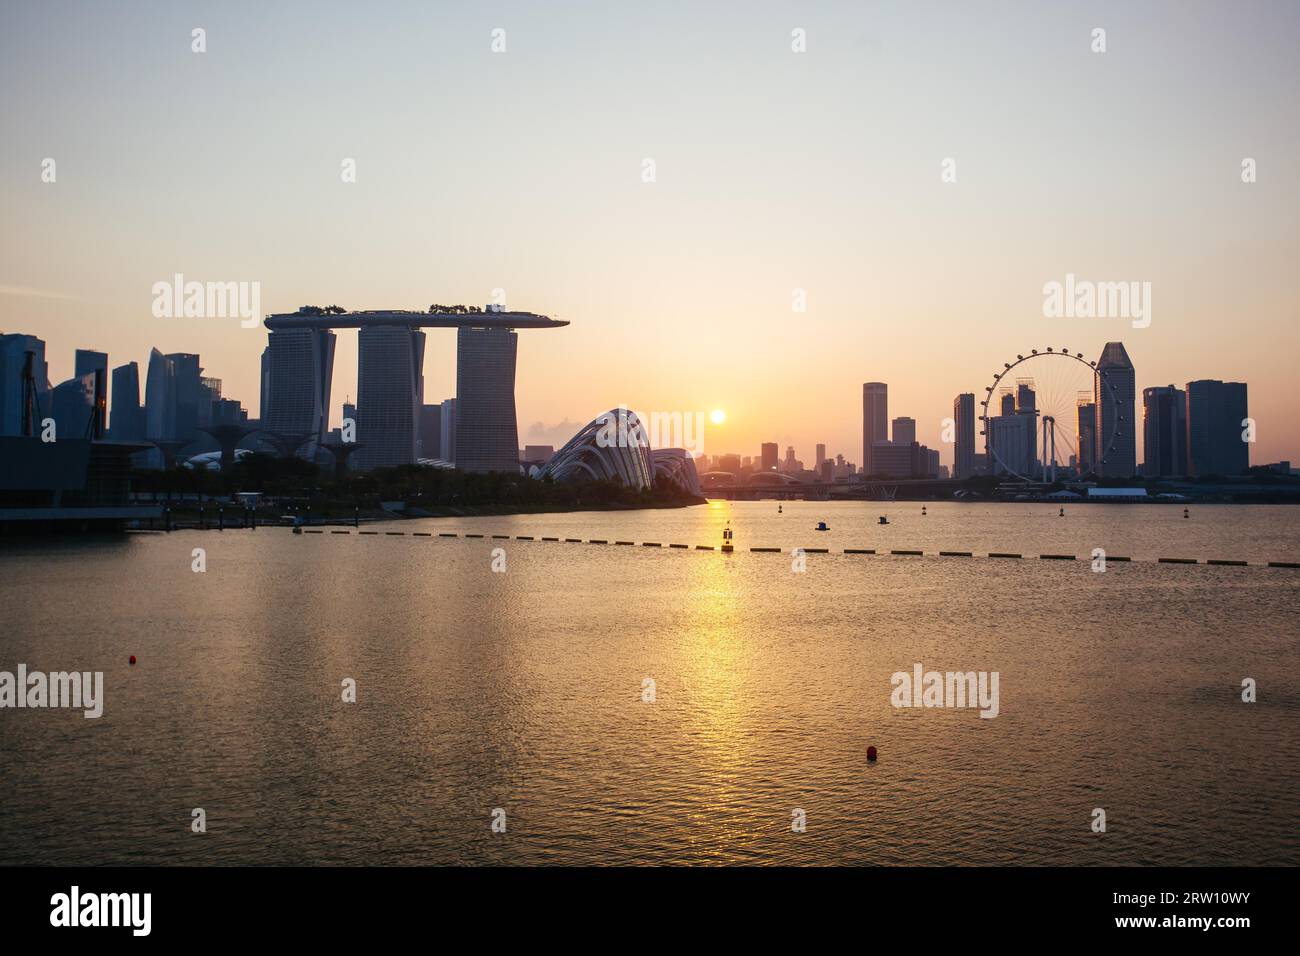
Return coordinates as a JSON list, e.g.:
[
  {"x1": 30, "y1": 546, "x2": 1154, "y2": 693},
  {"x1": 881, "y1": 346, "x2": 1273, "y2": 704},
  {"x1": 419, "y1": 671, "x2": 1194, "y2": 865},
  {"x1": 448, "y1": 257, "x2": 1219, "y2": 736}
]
[{"x1": 260, "y1": 308, "x2": 568, "y2": 473}]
